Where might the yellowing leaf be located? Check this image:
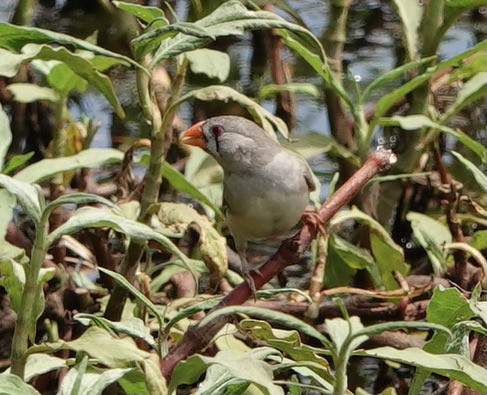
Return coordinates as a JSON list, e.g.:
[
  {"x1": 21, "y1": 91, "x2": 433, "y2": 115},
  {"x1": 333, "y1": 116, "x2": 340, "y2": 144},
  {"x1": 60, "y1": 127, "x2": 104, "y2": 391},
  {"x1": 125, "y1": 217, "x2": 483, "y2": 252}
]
[{"x1": 149, "y1": 202, "x2": 227, "y2": 279}]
